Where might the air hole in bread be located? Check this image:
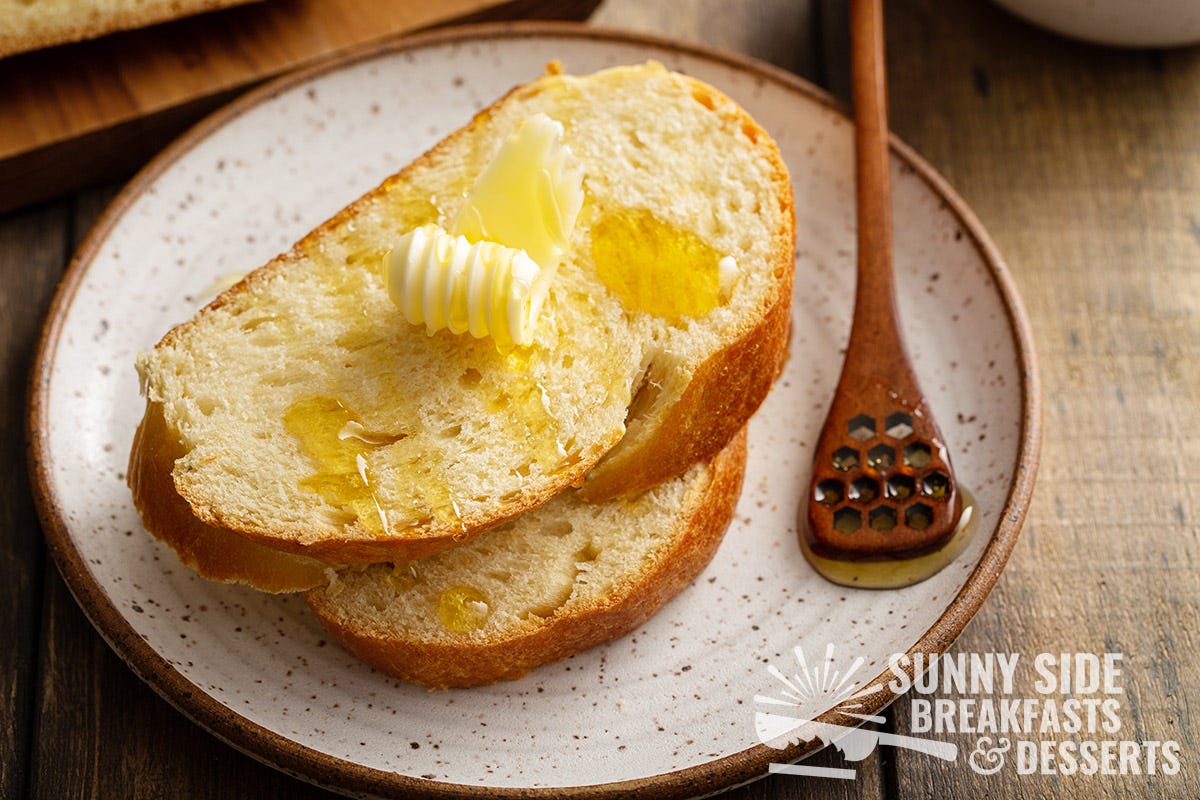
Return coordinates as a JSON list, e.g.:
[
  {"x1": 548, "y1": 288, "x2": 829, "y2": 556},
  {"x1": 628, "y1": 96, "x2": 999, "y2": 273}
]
[
  {"x1": 439, "y1": 424, "x2": 463, "y2": 439},
  {"x1": 522, "y1": 596, "x2": 568, "y2": 621},
  {"x1": 459, "y1": 368, "x2": 482, "y2": 388},
  {"x1": 248, "y1": 331, "x2": 284, "y2": 347},
  {"x1": 239, "y1": 316, "x2": 275, "y2": 332},
  {"x1": 576, "y1": 540, "x2": 601, "y2": 564},
  {"x1": 691, "y1": 90, "x2": 716, "y2": 111},
  {"x1": 196, "y1": 397, "x2": 216, "y2": 415},
  {"x1": 741, "y1": 121, "x2": 760, "y2": 143},
  {"x1": 541, "y1": 520, "x2": 574, "y2": 538},
  {"x1": 521, "y1": 577, "x2": 575, "y2": 621},
  {"x1": 316, "y1": 507, "x2": 355, "y2": 527},
  {"x1": 333, "y1": 327, "x2": 386, "y2": 351},
  {"x1": 624, "y1": 365, "x2": 663, "y2": 428}
]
